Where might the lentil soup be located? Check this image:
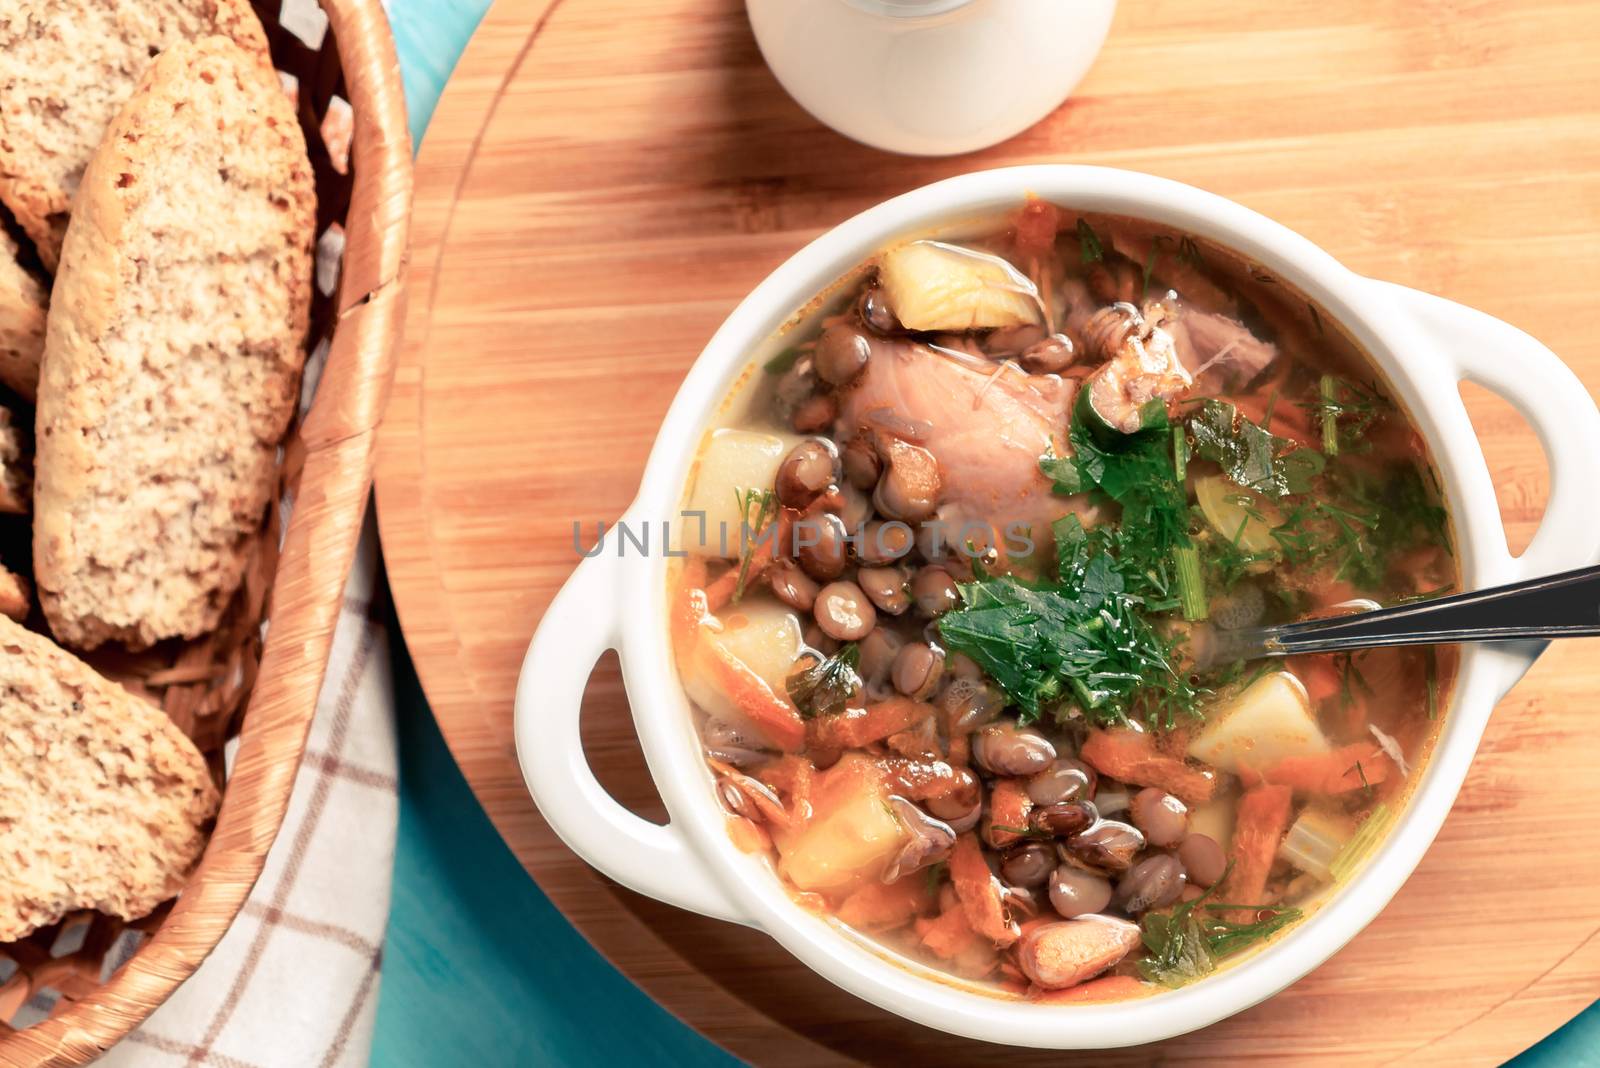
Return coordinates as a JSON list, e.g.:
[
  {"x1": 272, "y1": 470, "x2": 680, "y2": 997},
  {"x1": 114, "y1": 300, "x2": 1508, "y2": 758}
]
[{"x1": 668, "y1": 199, "x2": 1457, "y2": 1000}]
